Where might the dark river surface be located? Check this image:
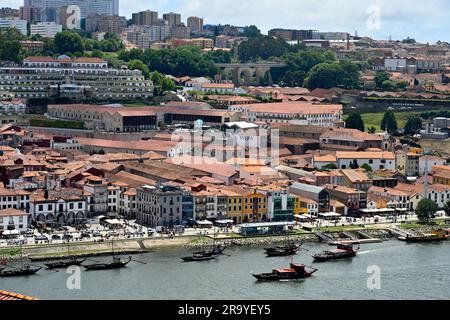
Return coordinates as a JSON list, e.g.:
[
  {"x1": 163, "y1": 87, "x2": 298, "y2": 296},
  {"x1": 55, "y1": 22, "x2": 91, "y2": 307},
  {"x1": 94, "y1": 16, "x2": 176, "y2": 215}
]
[{"x1": 2, "y1": 241, "x2": 450, "y2": 300}]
